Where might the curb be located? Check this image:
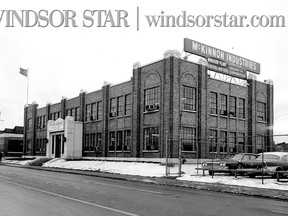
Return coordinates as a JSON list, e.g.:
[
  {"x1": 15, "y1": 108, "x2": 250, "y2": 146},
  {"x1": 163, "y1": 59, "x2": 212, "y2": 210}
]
[{"x1": 2, "y1": 163, "x2": 288, "y2": 201}]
